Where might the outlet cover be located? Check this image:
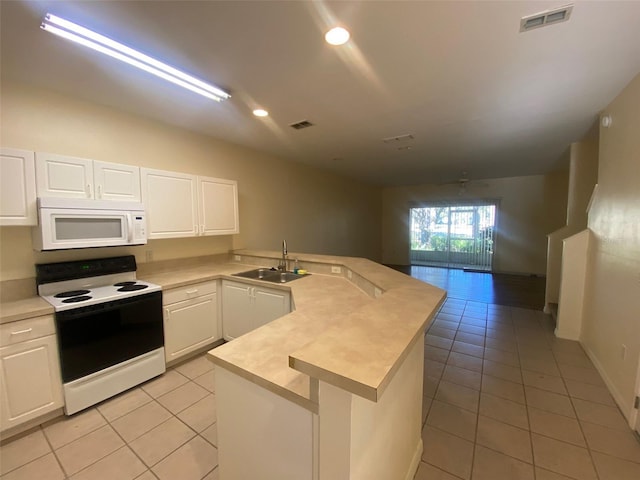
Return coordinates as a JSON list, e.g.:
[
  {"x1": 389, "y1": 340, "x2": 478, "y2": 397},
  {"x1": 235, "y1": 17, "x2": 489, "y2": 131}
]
[
  {"x1": 331, "y1": 266, "x2": 342, "y2": 274},
  {"x1": 234, "y1": 255, "x2": 241, "y2": 262},
  {"x1": 347, "y1": 270, "x2": 352, "y2": 279}
]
